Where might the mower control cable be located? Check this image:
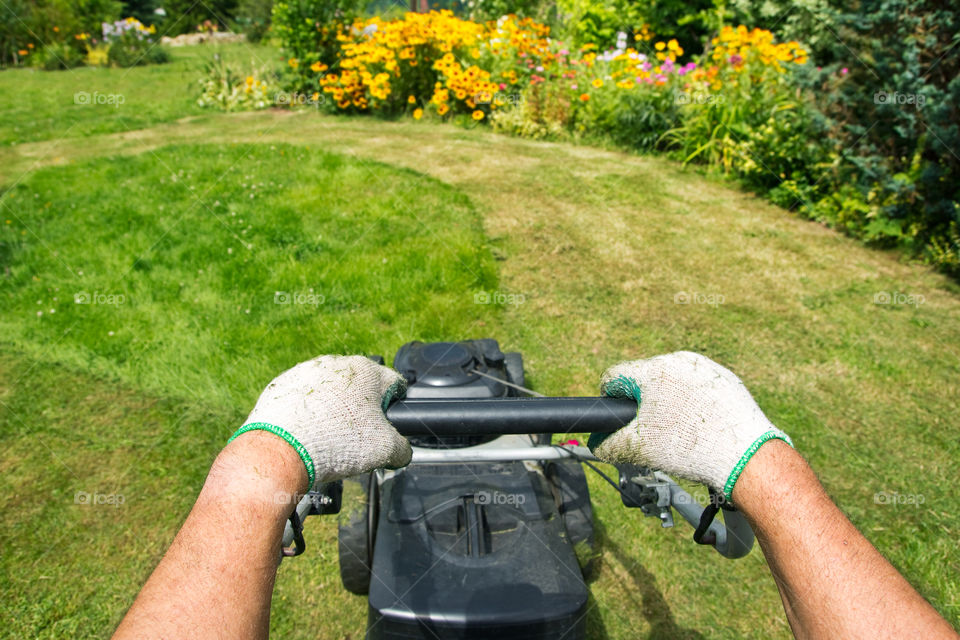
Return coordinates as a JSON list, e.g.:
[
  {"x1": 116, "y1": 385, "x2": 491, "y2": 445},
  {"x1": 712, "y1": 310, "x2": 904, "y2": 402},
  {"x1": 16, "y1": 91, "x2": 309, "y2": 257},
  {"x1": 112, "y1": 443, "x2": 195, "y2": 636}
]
[{"x1": 469, "y1": 368, "x2": 545, "y2": 397}]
